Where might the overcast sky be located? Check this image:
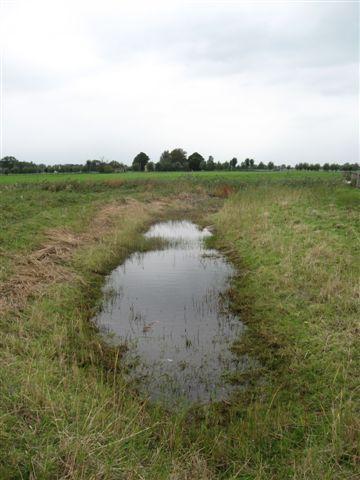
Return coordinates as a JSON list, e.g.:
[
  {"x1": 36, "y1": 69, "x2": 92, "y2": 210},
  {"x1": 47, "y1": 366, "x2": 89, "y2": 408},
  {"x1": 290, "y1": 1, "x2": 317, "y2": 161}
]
[{"x1": 0, "y1": 0, "x2": 358, "y2": 166}]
